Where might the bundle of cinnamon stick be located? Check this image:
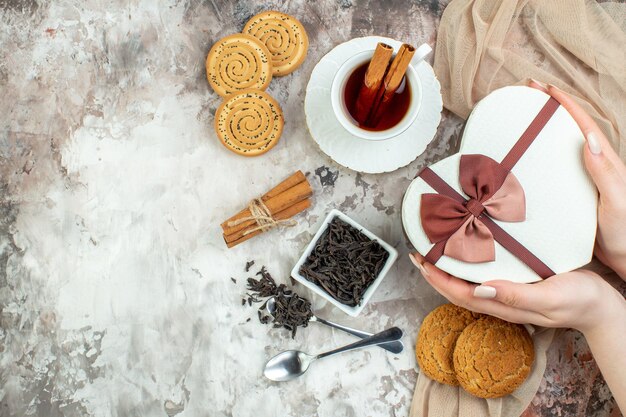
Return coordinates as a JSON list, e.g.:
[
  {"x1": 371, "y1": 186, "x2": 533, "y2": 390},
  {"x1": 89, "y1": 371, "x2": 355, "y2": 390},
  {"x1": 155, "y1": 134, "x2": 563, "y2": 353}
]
[
  {"x1": 354, "y1": 42, "x2": 416, "y2": 127},
  {"x1": 221, "y1": 171, "x2": 312, "y2": 248}
]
